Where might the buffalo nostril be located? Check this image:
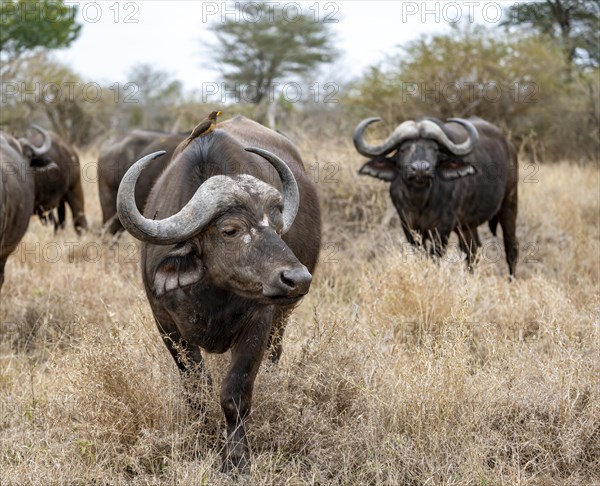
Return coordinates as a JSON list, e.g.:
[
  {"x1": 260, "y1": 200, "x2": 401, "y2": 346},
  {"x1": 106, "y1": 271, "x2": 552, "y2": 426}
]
[
  {"x1": 280, "y1": 272, "x2": 295, "y2": 289},
  {"x1": 411, "y1": 160, "x2": 431, "y2": 172},
  {"x1": 280, "y1": 267, "x2": 312, "y2": 294}
]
